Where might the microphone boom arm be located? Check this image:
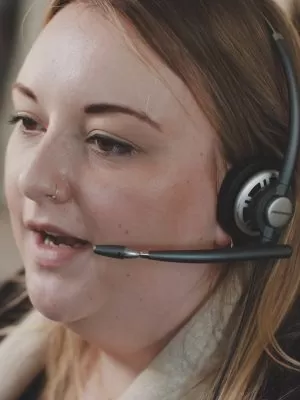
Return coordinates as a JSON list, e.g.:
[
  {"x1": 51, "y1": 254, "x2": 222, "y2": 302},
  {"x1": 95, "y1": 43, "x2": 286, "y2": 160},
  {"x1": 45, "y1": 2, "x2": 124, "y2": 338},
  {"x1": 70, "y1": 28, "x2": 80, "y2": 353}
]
[{"x1": 93, "y1": 244, "x2": 292, "y2": 263}]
